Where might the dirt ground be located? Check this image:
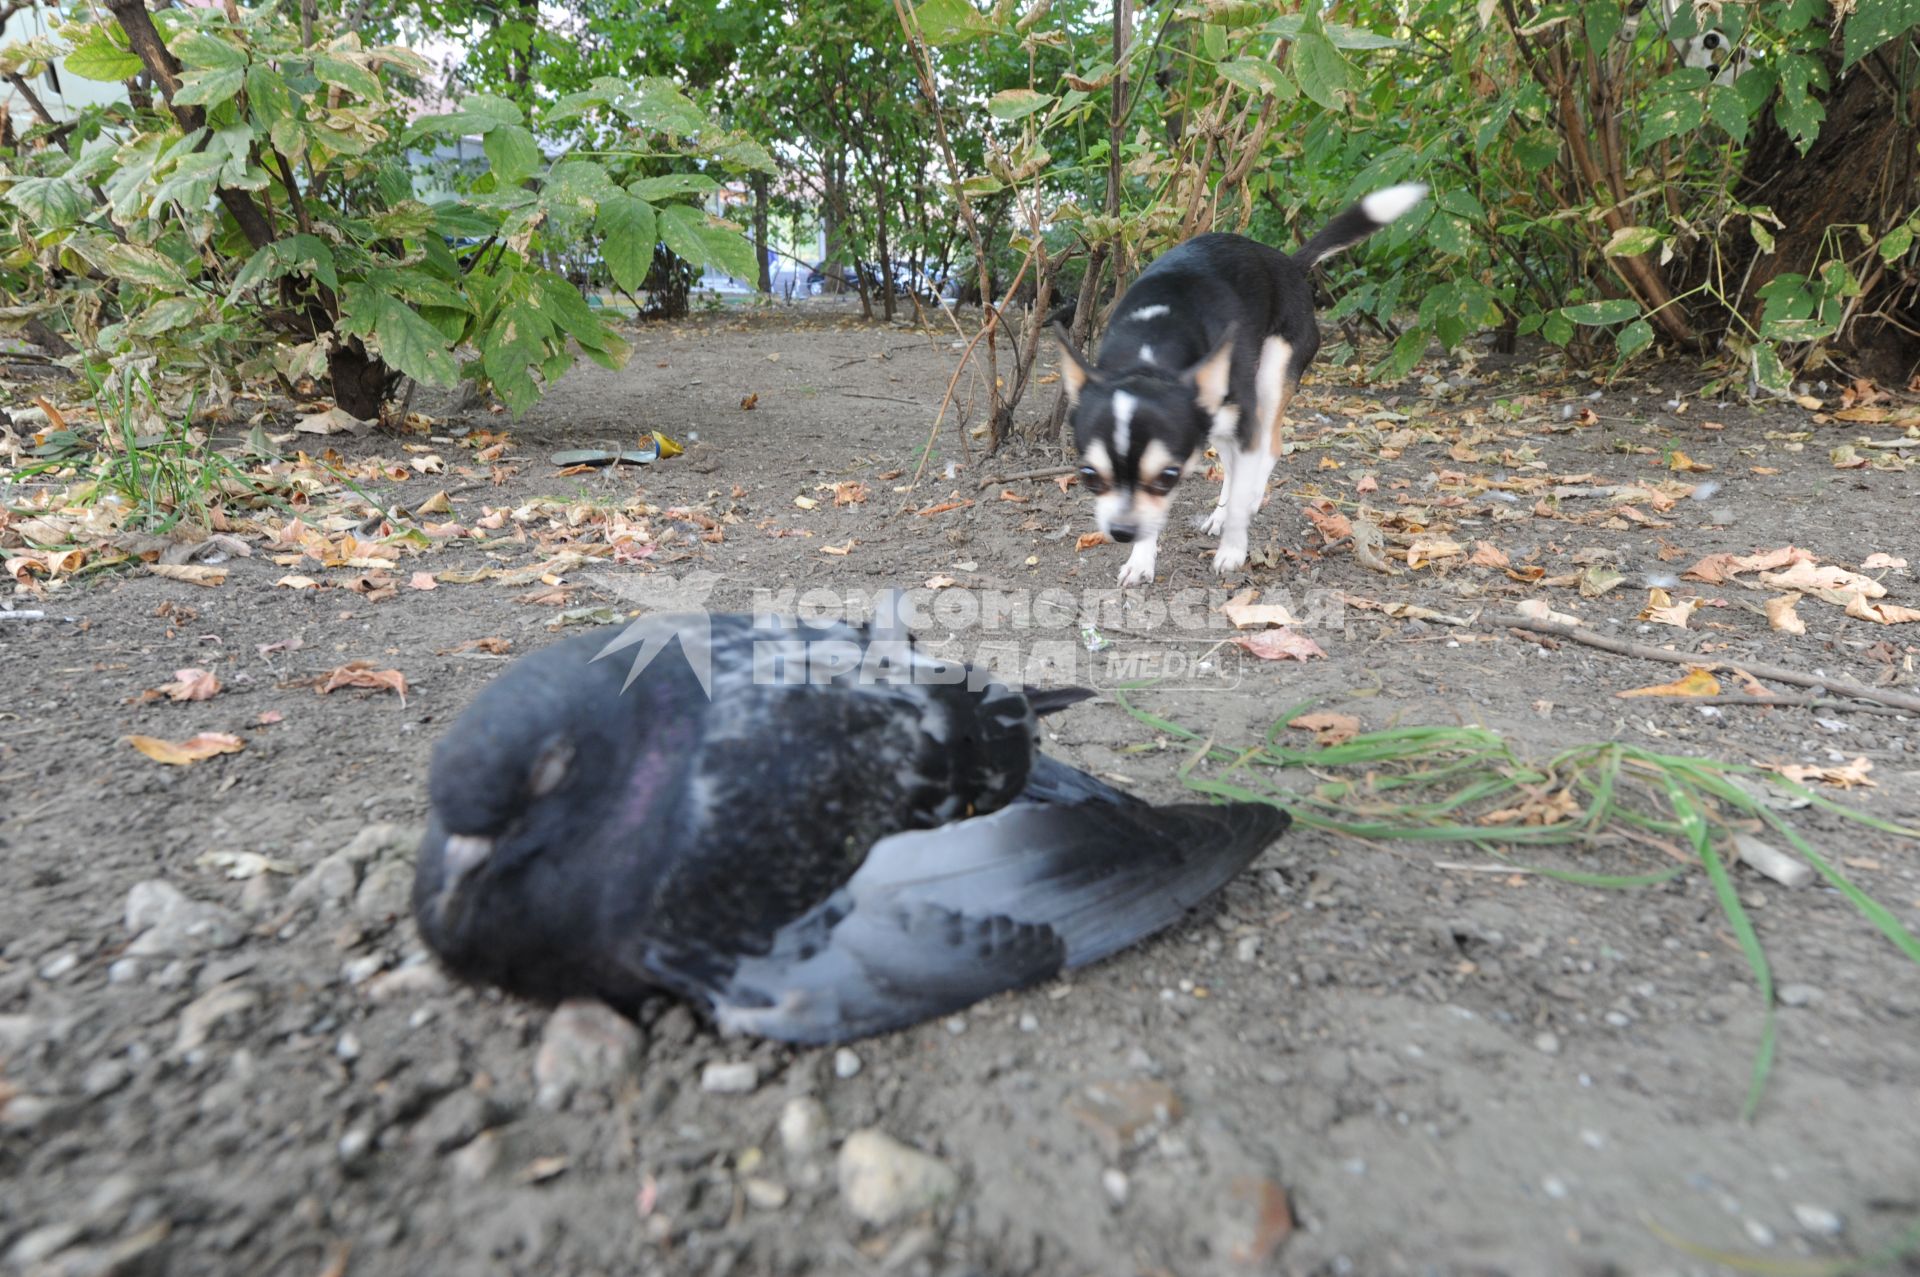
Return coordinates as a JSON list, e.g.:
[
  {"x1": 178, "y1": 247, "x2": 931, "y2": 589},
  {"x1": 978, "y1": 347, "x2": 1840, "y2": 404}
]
[{"x1": 3, "y1": 302, "x2": 1919, "y2": 1277}]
